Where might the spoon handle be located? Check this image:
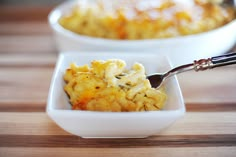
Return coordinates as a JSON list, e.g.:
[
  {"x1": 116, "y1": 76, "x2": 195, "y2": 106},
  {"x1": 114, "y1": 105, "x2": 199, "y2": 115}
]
[
  {"x1": 211, "y1": 52, "x2": 236, "y2": 67},
  {"x1": 194, "y1": 52, "x2": 236, "y2": 71},
  {"x1": 163, "y1": 52, "x2": 236, "y2": 78}
]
